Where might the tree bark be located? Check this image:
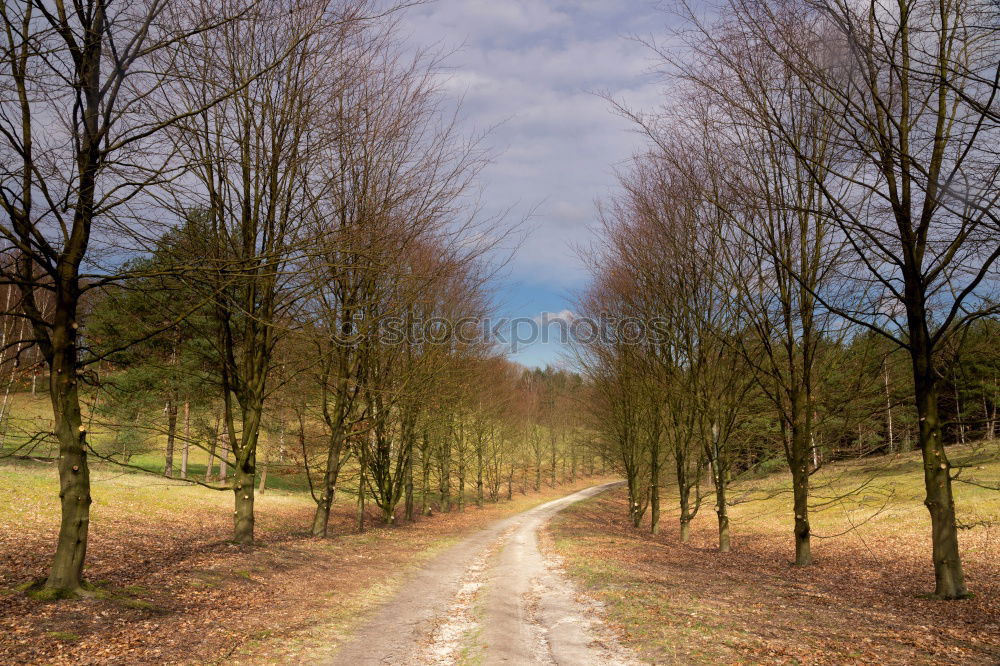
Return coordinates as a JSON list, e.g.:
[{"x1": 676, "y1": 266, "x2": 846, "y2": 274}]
[
  {"x1": 421, "y1": 432, "x2": 432, "y2": 516},
  {"x1": 624, "y1": 457, "x2": 648, "y2": 529},
  {"x1": 475, "y1": 436, "x2": 484, "y2": 508},
  {"x1": 550, "y1": 431, "x2": 557, "y2": 487},
  {"x1": 311, "y1": 423, "x2": 344, "y2": 537},
  {"x1": 357, "y1": 452, "x2": 366, "y2": 532},
  {"x1": 405, "y1": 433, "x2": 415, "y2": 521},
  {"x1": 180, "y1": 401, "x2": 190, "y2": 479},
  {"x1": 715, "y1": 476, "x2": 730, "y2": 553},
  {"x1": 676, "y1": 448, "x2": 692, "y2": 543},
  {"x1": 912, "y1": 339, "x2": 967, "y2": 598},
  {"x1": 439, "y1": 431, "x2": 451, "y2": 512},
  {"x1": 218, "y1": 430, "x2": 229, "y2": 482},
  {"x1": 232, "y1": 465, "x2": 255, "y2": 544},
  {"x1": 164, "y1": 396, "x2": 178, "y2": 478},
  {"x1": 791, "y1": 429, "x2": 812, "y2": 566},
  {"x1": 650, "y1": 431, "x2": 660, "y2": 535},
  {"x1": 707, "y1": 423, "x2": 731, "y2": 552},
  {"x1": 45, "y1": 333, "x2": 91, "y2": 594},
  {"x1": 205, "y1": 425, "x2": 217, "y2": 483},
  {"x1": 534, "y1": 451, "x2": 542, "y2": 492},
  {"x1": 885, "y1": 365, "x2": 895, "y2": 452}
]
